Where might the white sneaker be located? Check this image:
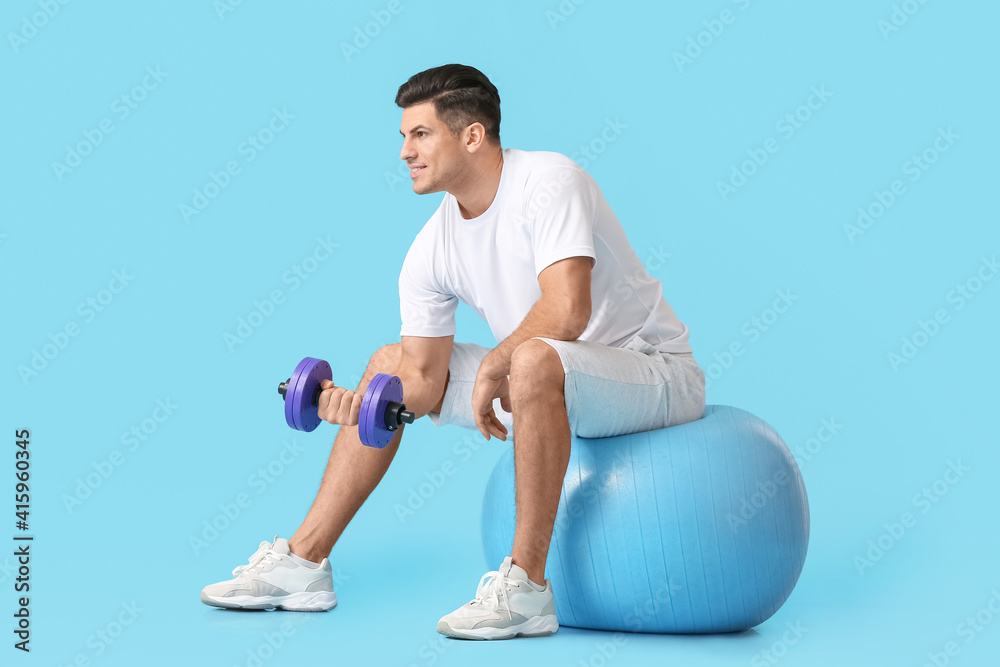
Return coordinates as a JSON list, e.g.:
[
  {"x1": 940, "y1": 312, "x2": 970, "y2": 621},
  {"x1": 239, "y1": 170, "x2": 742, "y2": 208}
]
[
  {"x1": 437, "y1": 557, "x2": 558, "y2": 640},
  {"x1": 200, "y1": 536, "x2": 337, "y2": 611}
]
